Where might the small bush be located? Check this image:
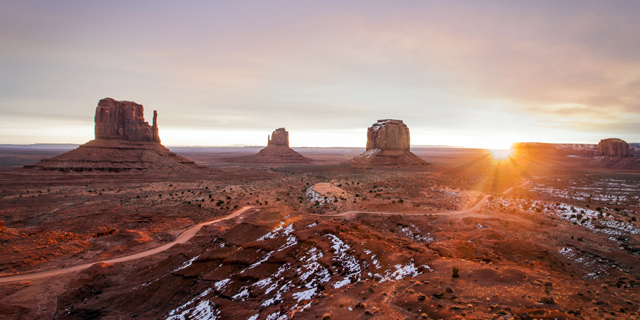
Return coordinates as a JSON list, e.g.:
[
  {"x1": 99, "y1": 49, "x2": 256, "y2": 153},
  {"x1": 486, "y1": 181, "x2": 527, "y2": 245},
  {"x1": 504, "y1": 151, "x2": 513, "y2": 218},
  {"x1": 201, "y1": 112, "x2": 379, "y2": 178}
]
[{"x1": 452, "y1": 267, "x2": 460, "y2": 278}]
